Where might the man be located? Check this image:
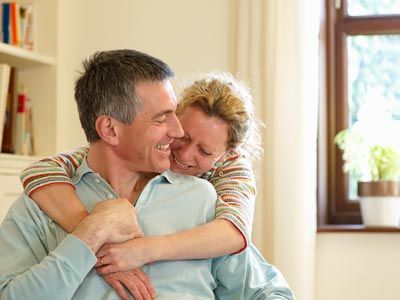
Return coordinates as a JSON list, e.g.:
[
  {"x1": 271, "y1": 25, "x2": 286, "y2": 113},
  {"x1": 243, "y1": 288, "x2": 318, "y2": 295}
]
[{"x1": 0, "y1": 49, "x2": 293, "y2": 299}]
